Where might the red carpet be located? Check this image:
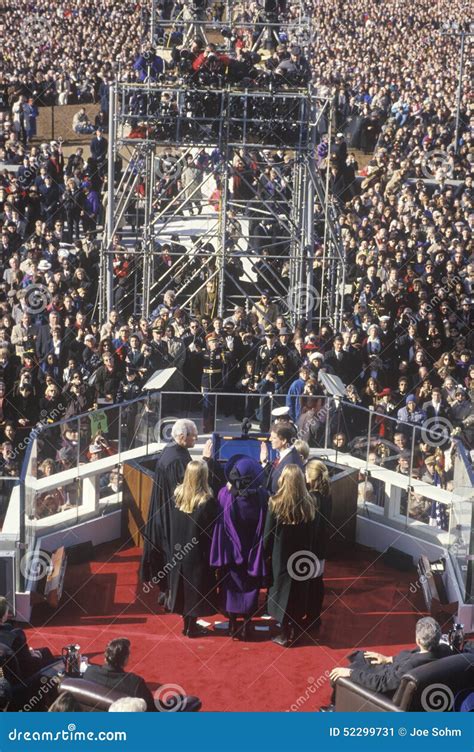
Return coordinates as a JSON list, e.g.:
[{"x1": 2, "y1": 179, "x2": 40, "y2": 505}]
[{"x1": 24, "y1": 542, "x2": 429, "y2": 711}]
